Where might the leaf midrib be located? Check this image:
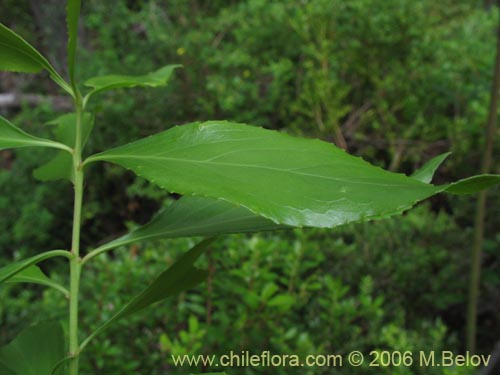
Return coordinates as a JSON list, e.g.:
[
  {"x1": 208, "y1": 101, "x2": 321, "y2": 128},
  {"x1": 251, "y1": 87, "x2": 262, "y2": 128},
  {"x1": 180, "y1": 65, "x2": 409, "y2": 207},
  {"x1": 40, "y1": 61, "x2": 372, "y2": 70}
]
[{"x1": 96, "y1": 154, "x2": 423, "y2": 188}]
